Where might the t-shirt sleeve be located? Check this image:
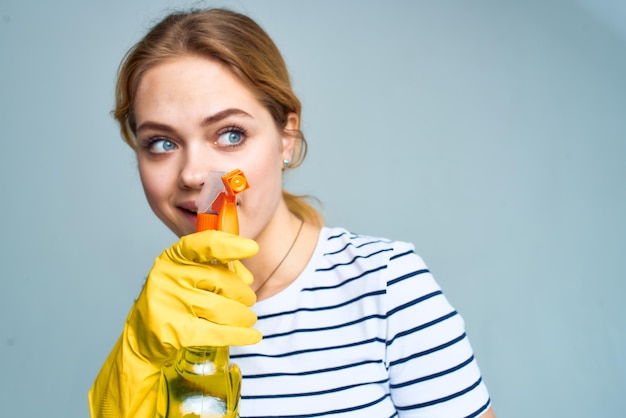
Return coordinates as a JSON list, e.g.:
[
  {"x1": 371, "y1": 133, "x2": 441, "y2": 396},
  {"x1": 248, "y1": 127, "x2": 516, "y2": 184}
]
[{"x1": 384, "y1": 241, "x2": 491, "y2": 417}]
